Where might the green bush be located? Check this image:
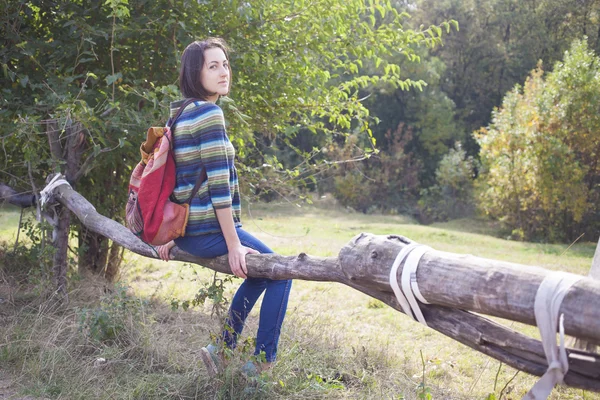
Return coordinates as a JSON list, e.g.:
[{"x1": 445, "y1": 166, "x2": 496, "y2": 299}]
[
  {"x1": 332, "y1": 124, "x2": 422, "y2": 215},
  {"x1": 418, "y1": 143, "x2": 476, "y2": 222},
  {"x1": 0, "y1": 218, "x2": 55, "y2": 285},
  {"x1": 78, "y1": 282, "x2": 147, "y2": 343},
  {"x1": 476, "y1": 39, "x2": 600, "y2": 241}
]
